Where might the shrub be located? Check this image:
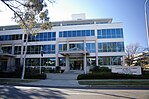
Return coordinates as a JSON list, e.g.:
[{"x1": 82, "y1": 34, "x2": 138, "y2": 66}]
[
  {"x1": 0, "y1": 72, "x2": 21, "y2": 78},
  {"x1": 77, "y1": 73, "x2": 149, "y2": 80},
  {"x1": 90, "y1": 66, "x2": 99, "y2": 72},
  {"x1": 55, "y1": 66, "x2": 61, "y2": 73},
  {"x1": 99, "y1": 67, "x2": 111, "y2": 72},
  {"x1": 90, "y1": 66, "x2": 111, "y2": 73},
  {"x1": 25, "y1": 73, "x2": 47, "y2": 79}
]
